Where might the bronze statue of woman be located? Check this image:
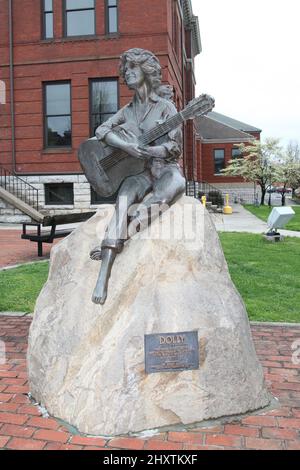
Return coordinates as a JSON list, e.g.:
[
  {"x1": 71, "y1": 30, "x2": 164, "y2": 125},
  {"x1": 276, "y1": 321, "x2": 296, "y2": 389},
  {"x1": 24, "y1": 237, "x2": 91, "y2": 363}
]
[{"x1": 79, "y1": 48, "x2": 185, "y2": 305}]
